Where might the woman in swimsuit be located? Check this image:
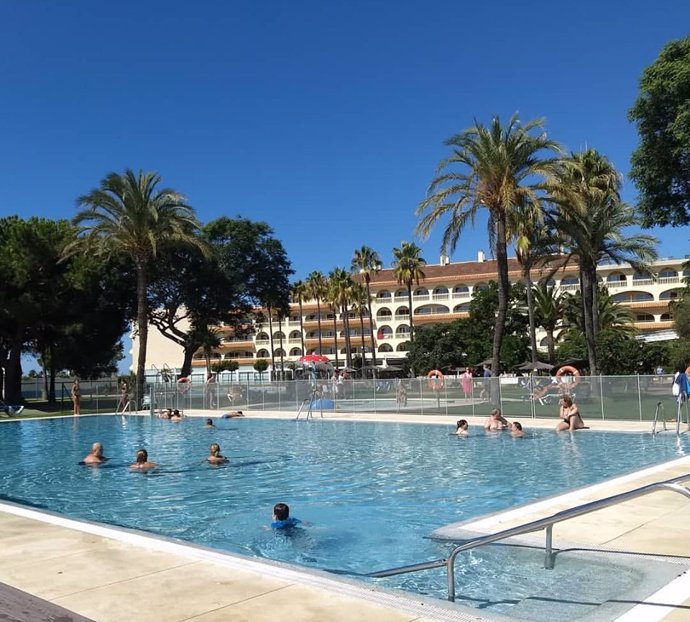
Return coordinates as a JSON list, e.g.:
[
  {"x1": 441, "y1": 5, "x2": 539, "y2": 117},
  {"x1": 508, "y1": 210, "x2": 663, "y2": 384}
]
[
  {"x1": 556, "y1": 395, "x2": 586, "y2": 431},
  {"x1": 207, "y1": 443, "x2": 228, "y2": 464}
]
